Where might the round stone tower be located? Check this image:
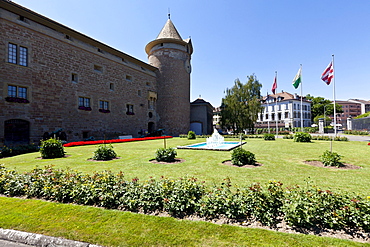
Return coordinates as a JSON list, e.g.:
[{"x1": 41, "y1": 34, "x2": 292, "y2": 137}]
[{"x1": 145, "y1": 17, "x2": 193, "y2": 136}]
